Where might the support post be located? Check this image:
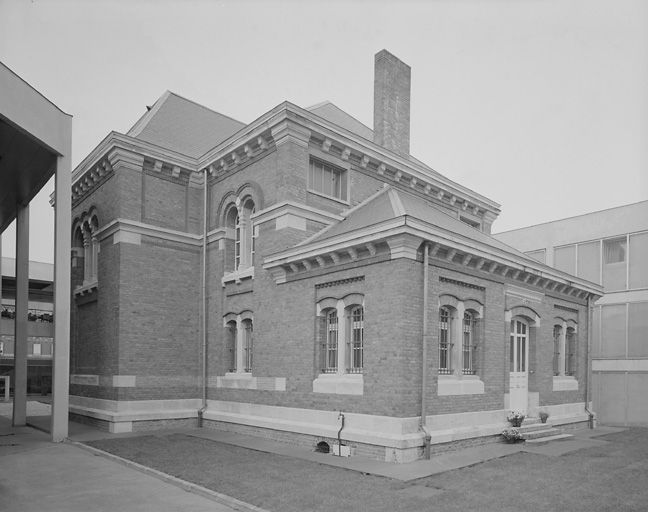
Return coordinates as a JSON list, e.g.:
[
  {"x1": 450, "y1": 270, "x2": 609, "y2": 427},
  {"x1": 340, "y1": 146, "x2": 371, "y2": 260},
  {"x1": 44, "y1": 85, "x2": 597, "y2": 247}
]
[
  {"x1": 52, "y1": 151, "x2": 72, "y2": 442},
  {"x1": 13, "y1": 204, "x2": 29, "y2": 426}
]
